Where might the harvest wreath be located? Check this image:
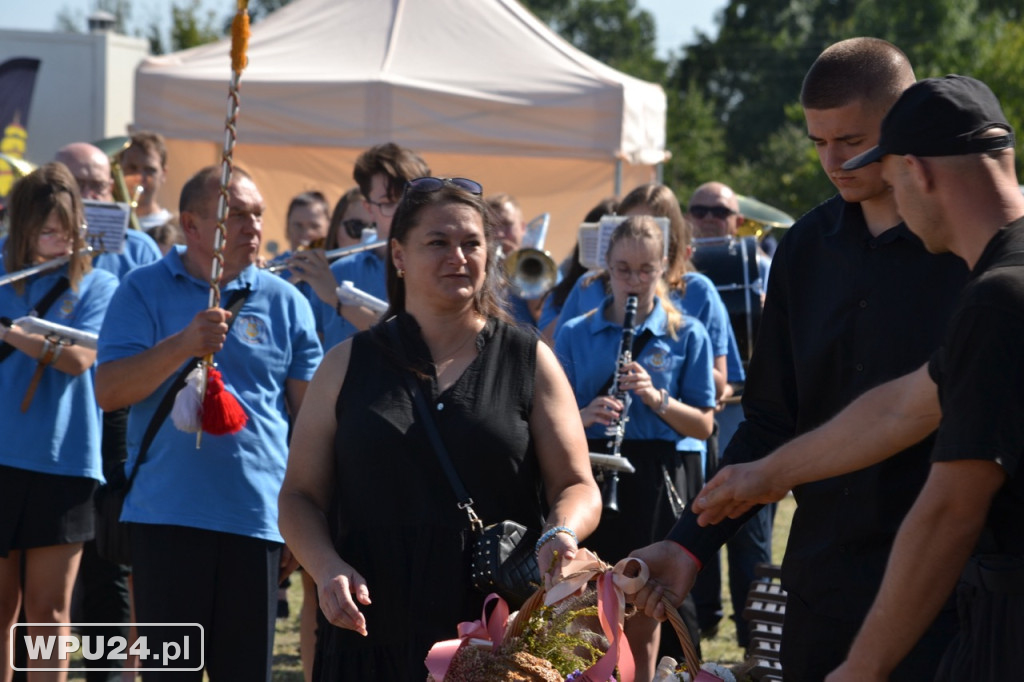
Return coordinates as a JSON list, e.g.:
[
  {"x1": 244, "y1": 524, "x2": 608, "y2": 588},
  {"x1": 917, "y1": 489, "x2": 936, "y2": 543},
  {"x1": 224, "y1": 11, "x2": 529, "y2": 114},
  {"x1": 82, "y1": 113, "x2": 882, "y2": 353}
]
[{"x1": 425, "y1": 548, "x2": 734, "y2": 682}]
